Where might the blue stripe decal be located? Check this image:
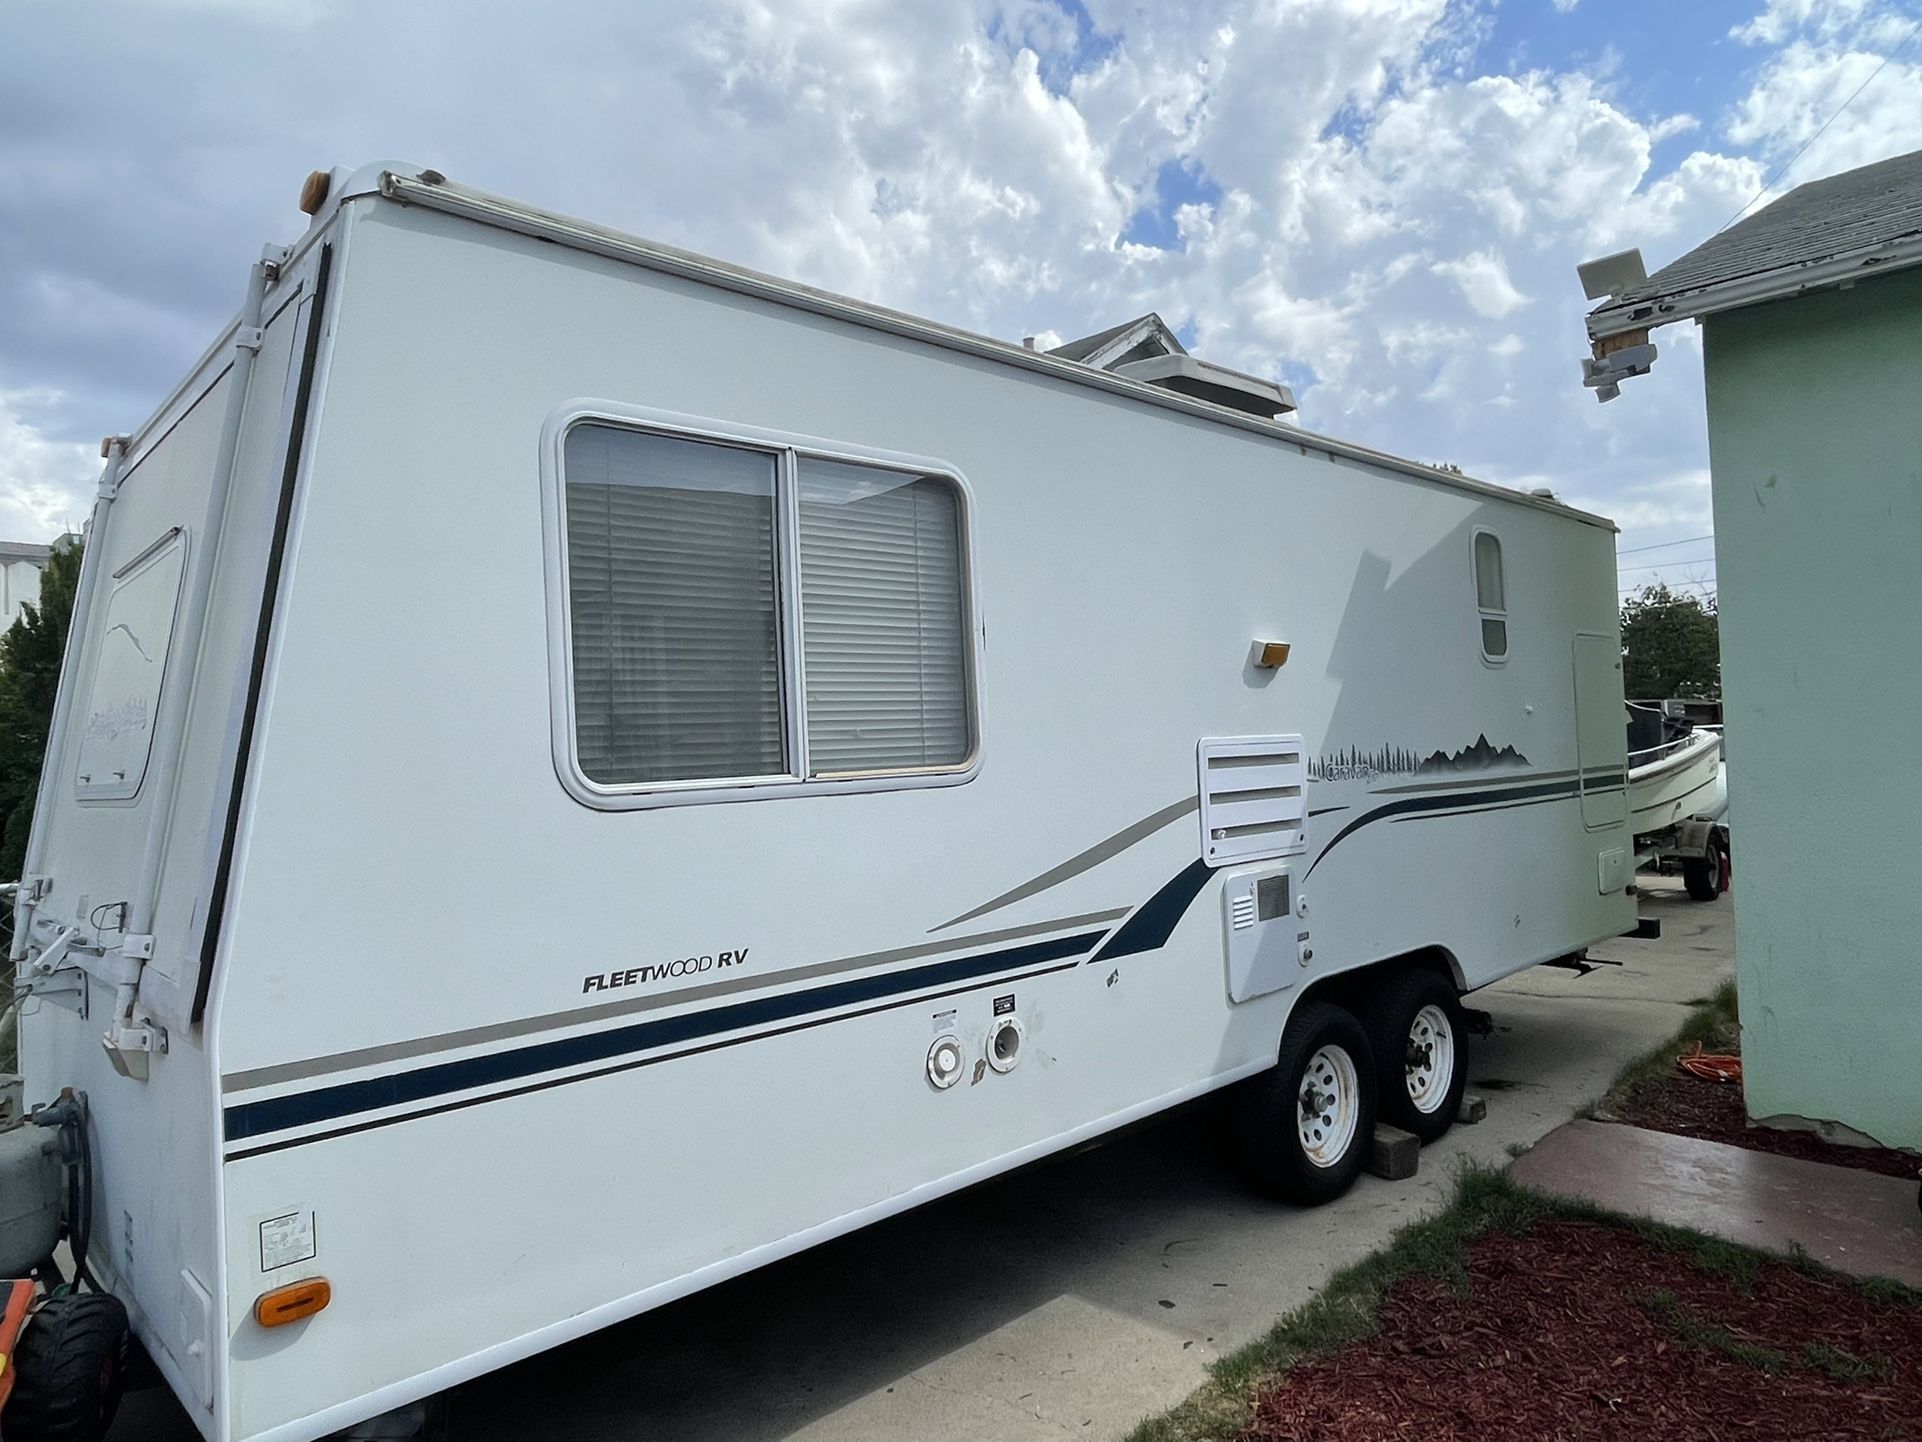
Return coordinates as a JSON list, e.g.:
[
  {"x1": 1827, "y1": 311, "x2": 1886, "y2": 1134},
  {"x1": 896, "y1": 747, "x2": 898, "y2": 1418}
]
[
  {"x1": 225, "y1": 929, "x2": 1105, "y2": 1143},
  {"x1": 1089, "y1": 859, "x2": 1214, "y2": 963},
  {"x1": 1306, "y1": 776, "x2": 1583, "y2": 877}
]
